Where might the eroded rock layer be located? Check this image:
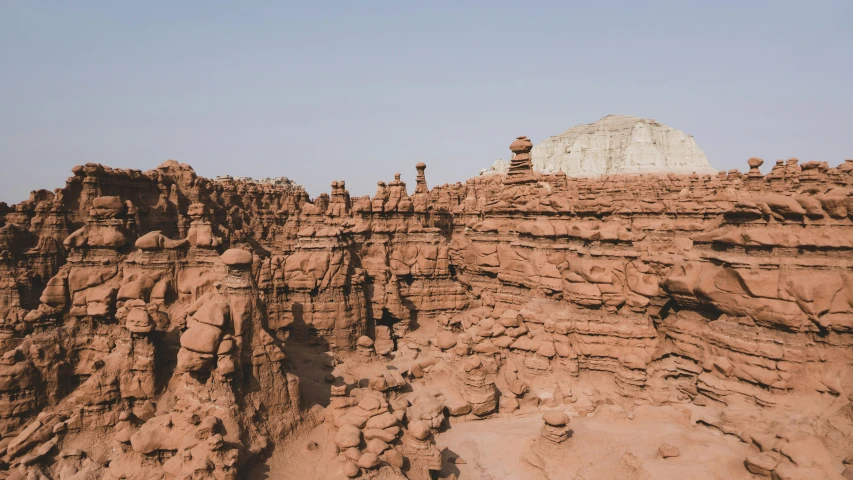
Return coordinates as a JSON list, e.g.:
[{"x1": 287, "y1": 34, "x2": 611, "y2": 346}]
[{"x1": 0, "y1": 146, "x2": 852, "y2": 479}]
